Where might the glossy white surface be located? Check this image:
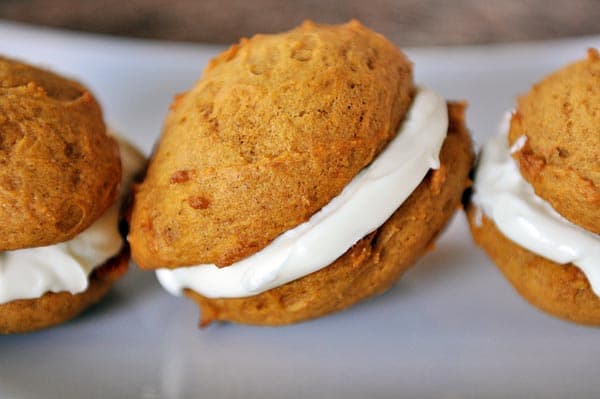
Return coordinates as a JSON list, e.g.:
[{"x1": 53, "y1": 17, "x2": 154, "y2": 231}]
[
  {"x1": 157, "y1": 88, "x2": 448, "y2": 298},
  {"x1": 472, "y1": 115, "x2": 600, "y2": 296},
  {"x1": 1, "y1": 20, "x2": 599, "y2": 399}
]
